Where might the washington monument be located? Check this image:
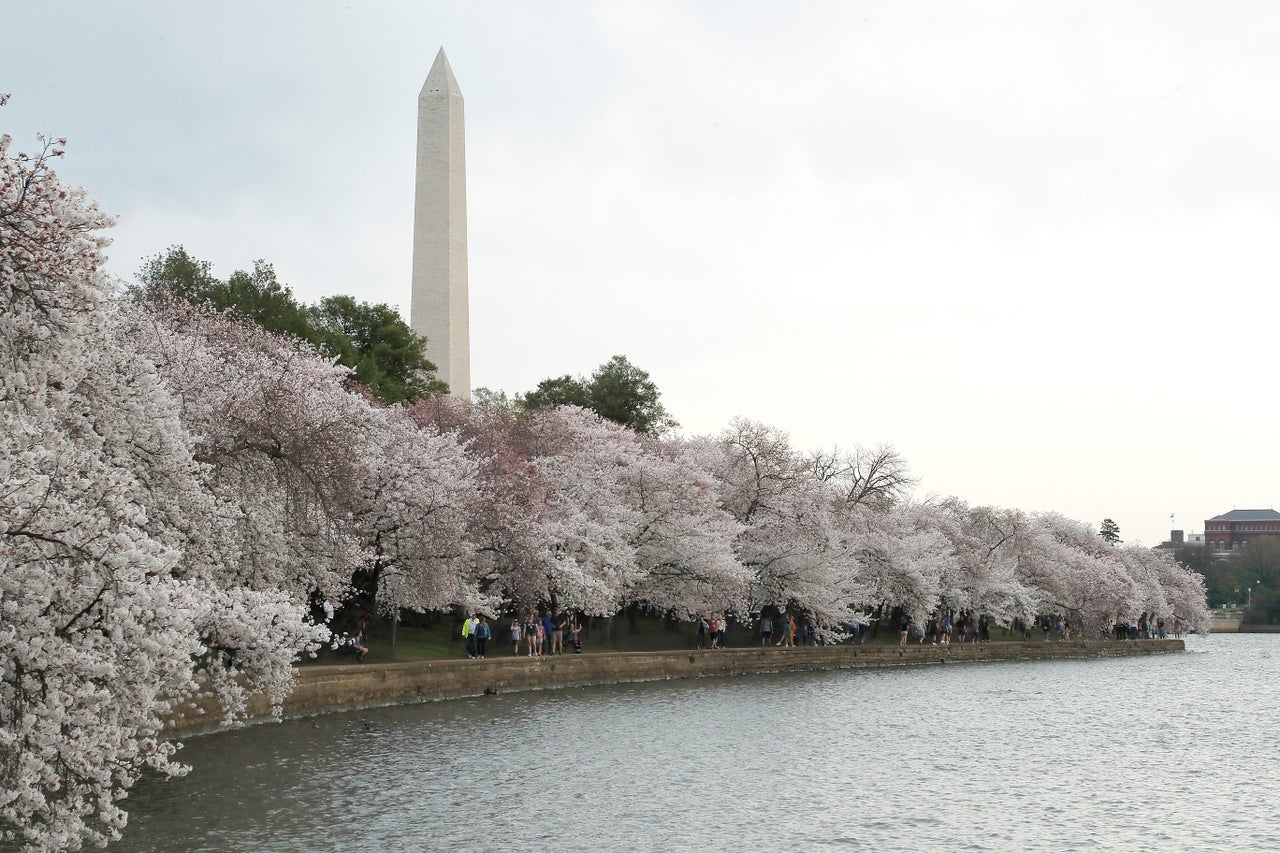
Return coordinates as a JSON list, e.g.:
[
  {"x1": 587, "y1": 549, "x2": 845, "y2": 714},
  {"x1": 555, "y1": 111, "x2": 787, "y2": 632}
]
[{"x1": 411, "y1": 48, "x2": 470, "y2": 398}]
